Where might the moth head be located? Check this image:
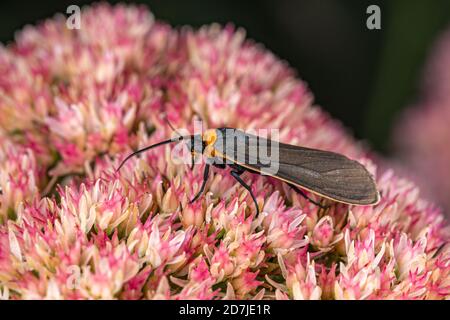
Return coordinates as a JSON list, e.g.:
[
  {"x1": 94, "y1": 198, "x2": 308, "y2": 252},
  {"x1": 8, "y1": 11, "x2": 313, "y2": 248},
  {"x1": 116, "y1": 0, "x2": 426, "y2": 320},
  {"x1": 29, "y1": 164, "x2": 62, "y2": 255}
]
[{"x1": 203, "y1": 129, "x2": 217, "y2": 147}]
